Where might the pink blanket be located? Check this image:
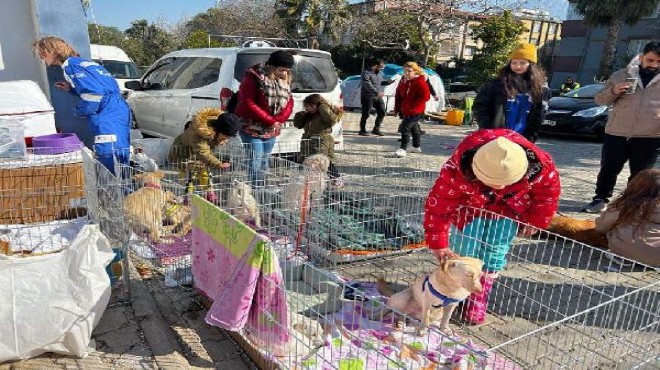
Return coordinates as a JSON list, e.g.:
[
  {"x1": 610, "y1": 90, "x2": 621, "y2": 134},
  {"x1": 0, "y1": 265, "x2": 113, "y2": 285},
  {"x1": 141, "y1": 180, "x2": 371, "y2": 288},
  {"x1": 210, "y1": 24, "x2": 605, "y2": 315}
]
[{"x1": 190, "y1": 195, "x2": 290, "y2": 354}]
